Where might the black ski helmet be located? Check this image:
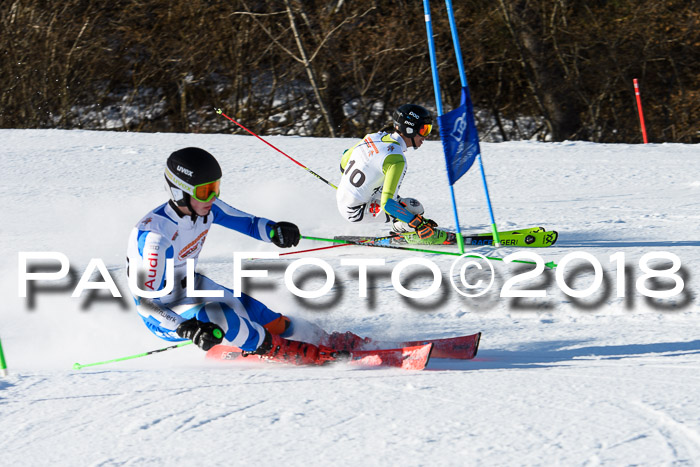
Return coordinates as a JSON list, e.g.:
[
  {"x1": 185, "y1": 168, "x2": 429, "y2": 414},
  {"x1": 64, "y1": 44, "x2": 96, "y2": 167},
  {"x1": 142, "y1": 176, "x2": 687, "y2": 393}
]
[
  {"x1": 393, "y1": 104, "x2": 433, "y2": 147},
  {"x1": 165, "y1": 147, "x2": 222, "y2": 209}
]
